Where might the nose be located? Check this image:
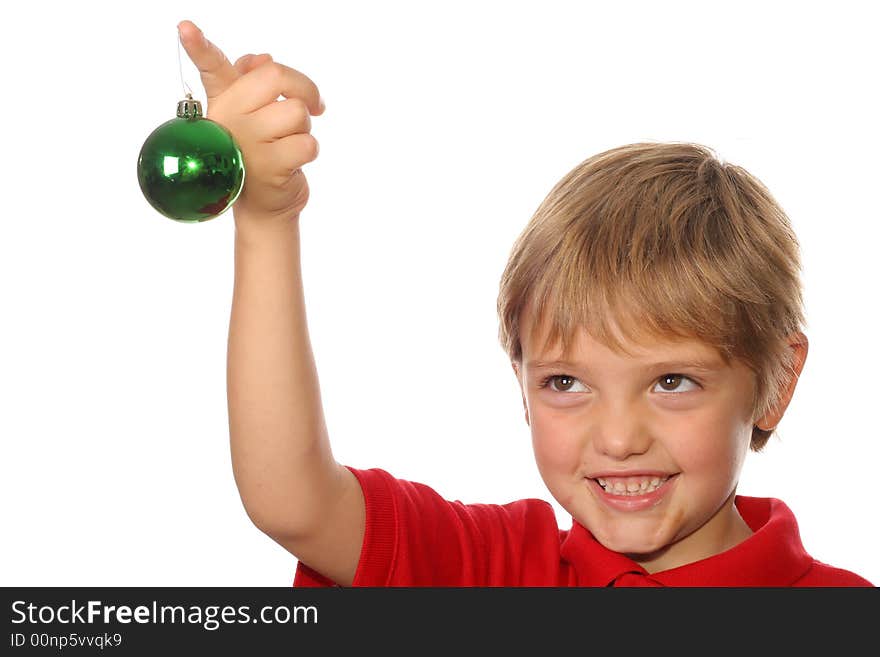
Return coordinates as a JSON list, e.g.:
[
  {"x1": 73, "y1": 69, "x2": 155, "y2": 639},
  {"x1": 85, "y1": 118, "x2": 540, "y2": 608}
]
[{"x1": 590, "y1": 399, "x2": 653, "y2": 460}]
